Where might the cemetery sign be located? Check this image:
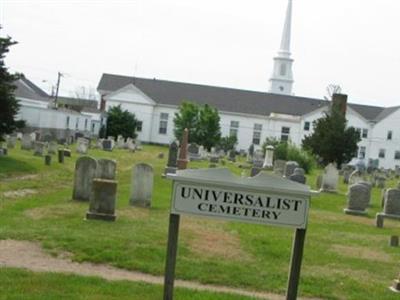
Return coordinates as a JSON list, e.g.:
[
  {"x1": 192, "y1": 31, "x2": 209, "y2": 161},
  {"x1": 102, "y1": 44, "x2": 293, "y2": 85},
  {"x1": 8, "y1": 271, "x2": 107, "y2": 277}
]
[
  {"x1": 169, "y1": 169, "x2": 309, "y2": 229},
  {"x1": 164, "y1": 168, "x2": 313, "y2": 300}
]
